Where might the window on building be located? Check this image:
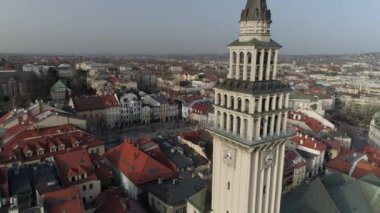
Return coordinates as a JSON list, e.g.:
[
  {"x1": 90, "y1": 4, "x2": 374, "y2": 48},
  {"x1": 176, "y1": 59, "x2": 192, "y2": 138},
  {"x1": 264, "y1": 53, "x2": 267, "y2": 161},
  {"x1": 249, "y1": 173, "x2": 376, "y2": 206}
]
[
  {"x1": 82, "y1": 197, "x2": 86, "y2": 203},
  {"x1": 263, "y1": 185, "x2": 266, "y2": 194},
  {"x1": 89, "y1": 183, "x2": 93, "y2": 189},
  {"x1": 82, "y1": 185, "x2": 86, "y2": 191},
  {"x1": 227, "y1": 181, "x2": 230, "y2": 190}
]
